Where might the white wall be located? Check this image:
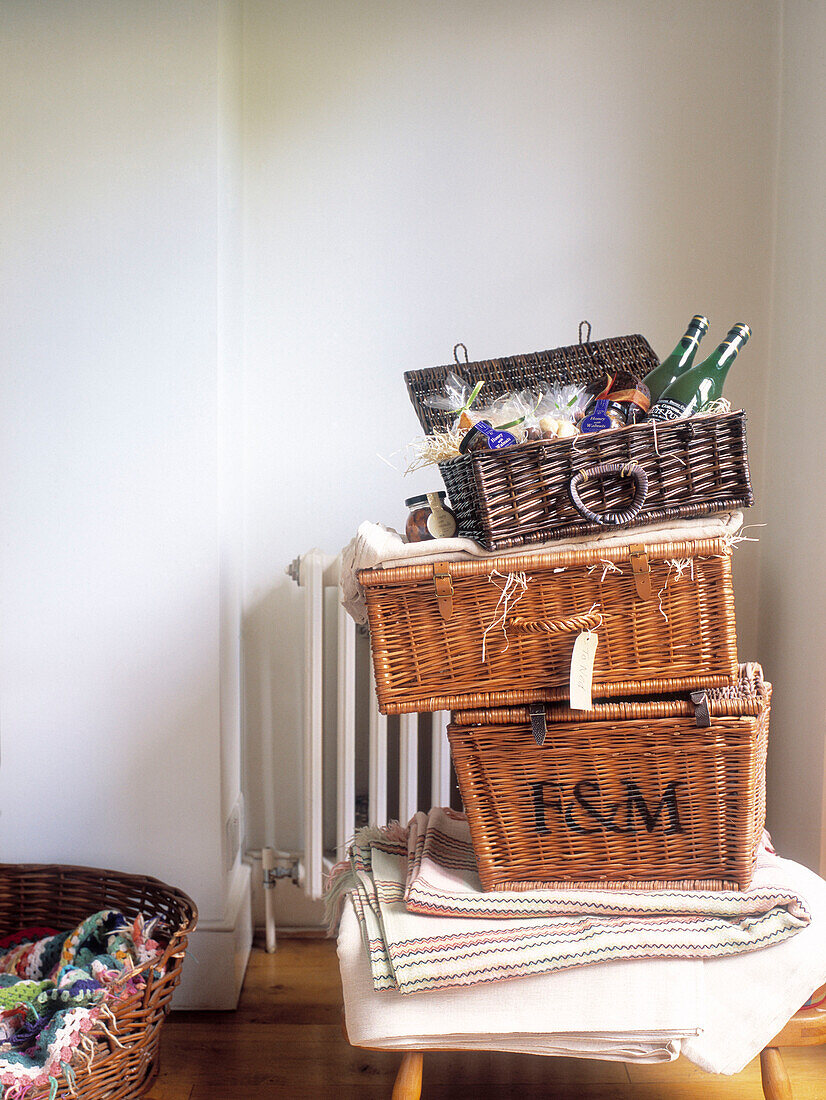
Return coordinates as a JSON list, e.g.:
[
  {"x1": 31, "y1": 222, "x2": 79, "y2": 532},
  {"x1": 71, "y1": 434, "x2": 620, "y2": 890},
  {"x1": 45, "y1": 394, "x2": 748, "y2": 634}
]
[
  {"x1": 240, "y1": 0, "x2": 781, "y2": 915},
  {"x1": 759, "y1": 0, "x2": 826, "y2": 874},
  {"x1": 5, "y1": 0, "x2": 822, "y2": 971},
  {"x1": 0, "y1": 1, "x2": 249, "y2": 1006}
]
